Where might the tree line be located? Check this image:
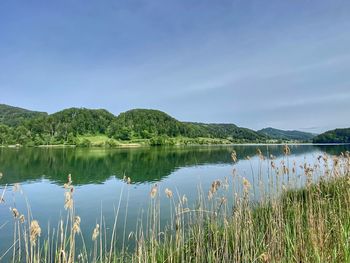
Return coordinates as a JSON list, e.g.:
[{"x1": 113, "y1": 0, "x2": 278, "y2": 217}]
[{"x1": 0, "y1": 105, "x2": 267, "y2": 146}]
